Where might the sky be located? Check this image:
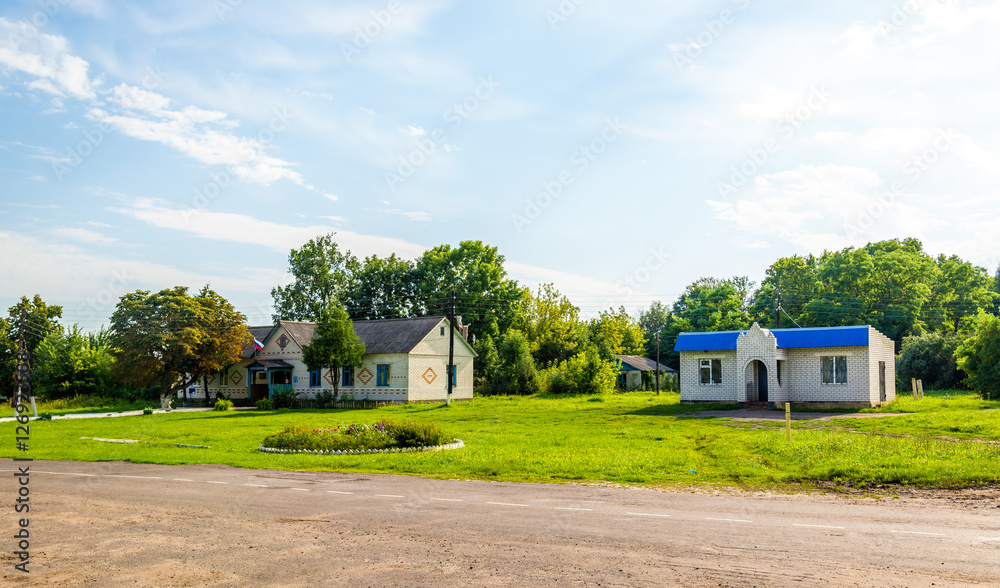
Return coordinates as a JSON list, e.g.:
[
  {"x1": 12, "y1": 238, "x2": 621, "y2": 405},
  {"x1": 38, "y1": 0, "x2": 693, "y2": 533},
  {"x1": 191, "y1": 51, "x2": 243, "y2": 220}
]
[{"x1": 2, "y1": 0, "x2": 999, "y2": 331}]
